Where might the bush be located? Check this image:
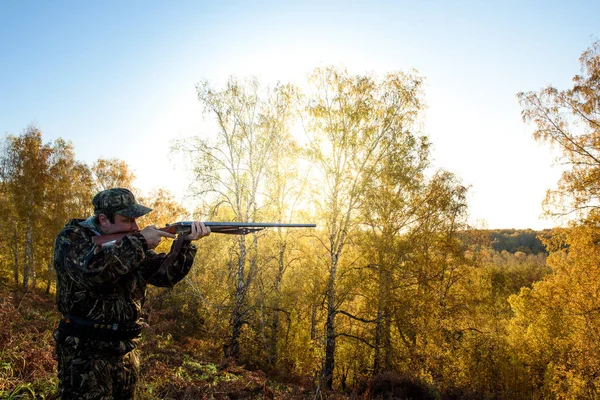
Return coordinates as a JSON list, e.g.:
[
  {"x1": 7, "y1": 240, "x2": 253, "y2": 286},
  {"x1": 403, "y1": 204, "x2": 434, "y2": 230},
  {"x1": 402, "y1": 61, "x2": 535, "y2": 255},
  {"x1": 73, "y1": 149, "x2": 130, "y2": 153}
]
[{"x1": 361, "y1": 372, "x2": 437, "y2": 400}]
